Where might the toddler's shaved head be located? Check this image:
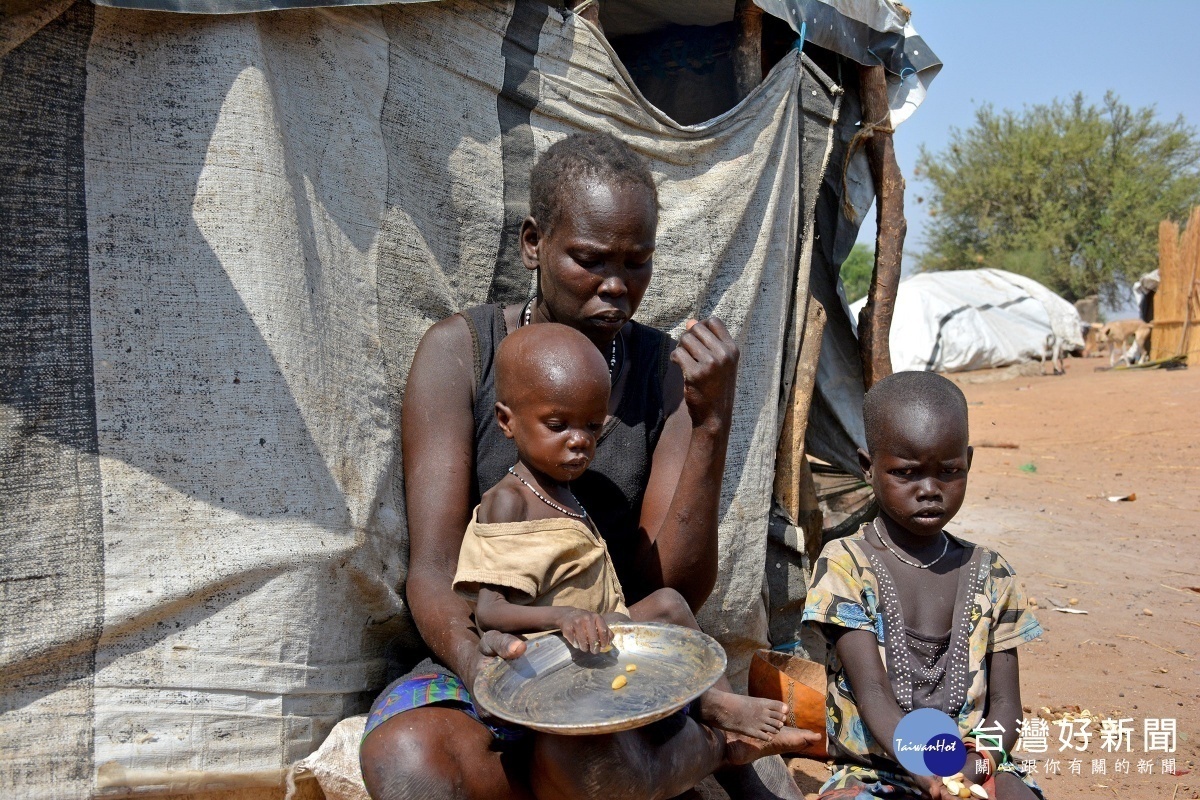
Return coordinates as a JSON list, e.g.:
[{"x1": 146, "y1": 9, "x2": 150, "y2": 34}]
[{"x1": 495, "y1": 323, "x2": 610, "y2": 409}]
